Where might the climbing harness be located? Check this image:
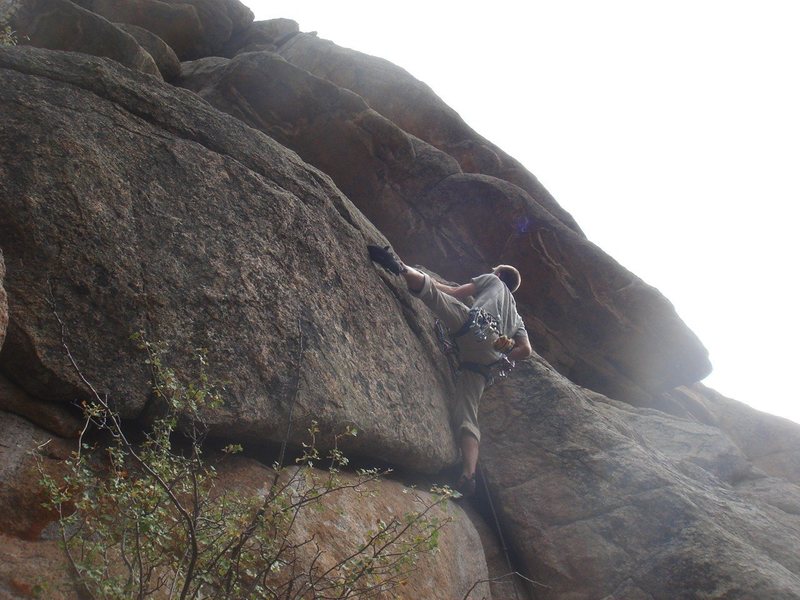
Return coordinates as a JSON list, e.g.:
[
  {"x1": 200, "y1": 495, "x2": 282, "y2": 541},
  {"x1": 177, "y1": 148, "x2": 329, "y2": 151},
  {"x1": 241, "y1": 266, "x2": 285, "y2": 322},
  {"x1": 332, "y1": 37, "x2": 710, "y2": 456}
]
[
  {"x1": 452, "y1": 307, "x2": 500, "y2": 342},
  {"x1": 432, "y1": 310, "x2": 529, "y2": 597},
  {"x1": 433, "y1": 310, "x2": 533, "y2": 597},
  {"x1": 459, "y1": 361, "x2": 493, "y2": 383},
  {"x1": 436, "y1": 312, "x2": 515, "y2": 386},
  {"x1": 460, "y1": 356, "x2": 515, "y2": 386}
]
